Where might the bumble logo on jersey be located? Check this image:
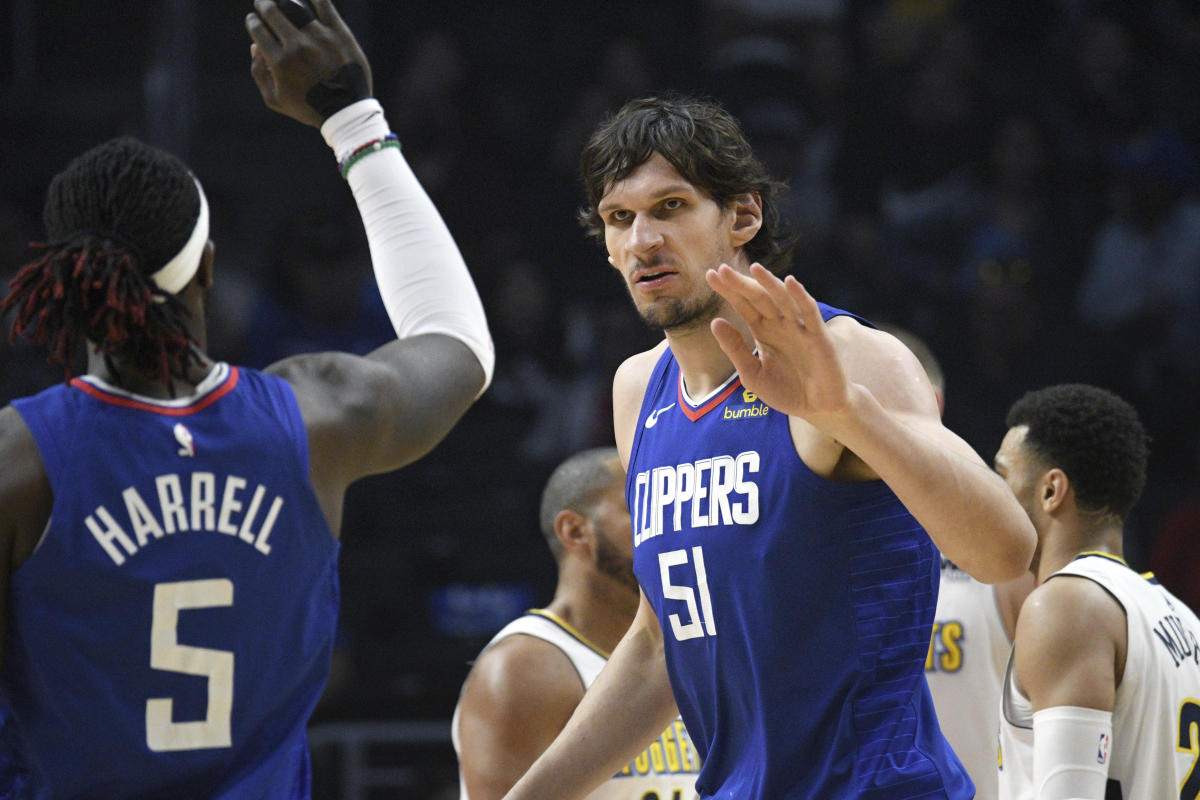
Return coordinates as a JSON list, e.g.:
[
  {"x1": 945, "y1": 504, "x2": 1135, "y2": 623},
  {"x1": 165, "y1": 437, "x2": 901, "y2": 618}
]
[{"x1": 722, "y1": 388, "x2": 770, "y2": 421}]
